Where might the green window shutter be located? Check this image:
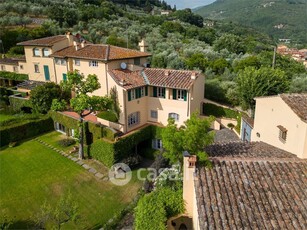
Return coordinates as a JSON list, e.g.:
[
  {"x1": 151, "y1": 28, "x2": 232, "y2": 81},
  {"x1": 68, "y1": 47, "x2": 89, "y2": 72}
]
[
  {"x1": 163, "y1": 88, "x2": 166, "y2": 98},
  {"x1": 184, "y1": 90, "x2": 187, "y2": 101},
  {"x1": 138, "y1": 88, "x2": 141, "y2": 98},
  {"x1": 135, "y1": 88, "x2": 139, "y2": 99},
  {"x1": 128, "y1": 90, "x2": 131, "y2": 101},
  {"x1": 153, "y1": 87, "x2": 157, "y2": 97},
  {"x1": 62, "y1": 73, "x2": 67, "y2": 81},
  {"x1": 145, "y1": 86, "x2": 148, "y2": 96},
  {"x1": 173, "y1": 89, "x2": 177, "y2": 100}
]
